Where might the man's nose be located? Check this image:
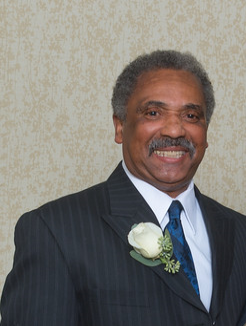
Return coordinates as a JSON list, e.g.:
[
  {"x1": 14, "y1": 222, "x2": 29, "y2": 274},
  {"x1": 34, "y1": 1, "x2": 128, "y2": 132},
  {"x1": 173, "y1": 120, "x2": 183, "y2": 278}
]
[{"x1": 159, "y1": 114, "x2": 186, "y2": 139}]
